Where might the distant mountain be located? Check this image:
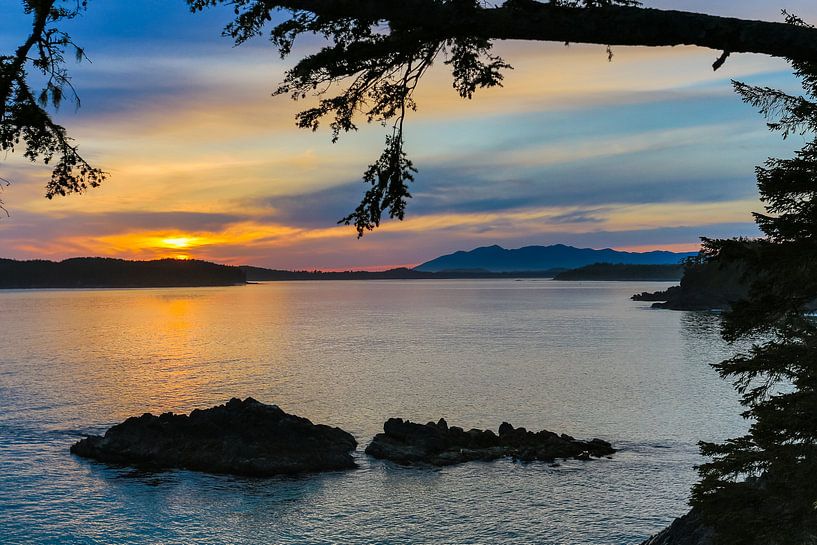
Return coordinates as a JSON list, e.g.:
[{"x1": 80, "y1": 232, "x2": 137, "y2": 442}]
[
  {"x1": 0, "y1": 257, "x2": 245, "y2": 289},
  {"x1": 415, "y1": 244, "x2": 697, "y2": 273}
]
